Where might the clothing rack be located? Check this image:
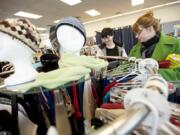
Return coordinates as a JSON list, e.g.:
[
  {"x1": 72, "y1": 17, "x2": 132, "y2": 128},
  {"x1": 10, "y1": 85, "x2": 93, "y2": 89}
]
[
  {"x1": 97, "y1": 56, "x2": 128, "y2": 61},
  {"x1": 89, "y1": 104, "x2": 150, "y2": 135}
]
